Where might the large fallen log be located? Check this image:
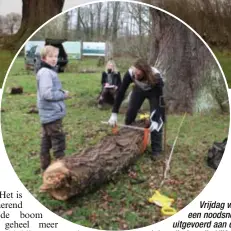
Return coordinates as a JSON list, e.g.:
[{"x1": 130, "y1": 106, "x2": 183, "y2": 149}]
[{"x1": 40, "y1": 122, "x2": 147, "y2": 200}]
